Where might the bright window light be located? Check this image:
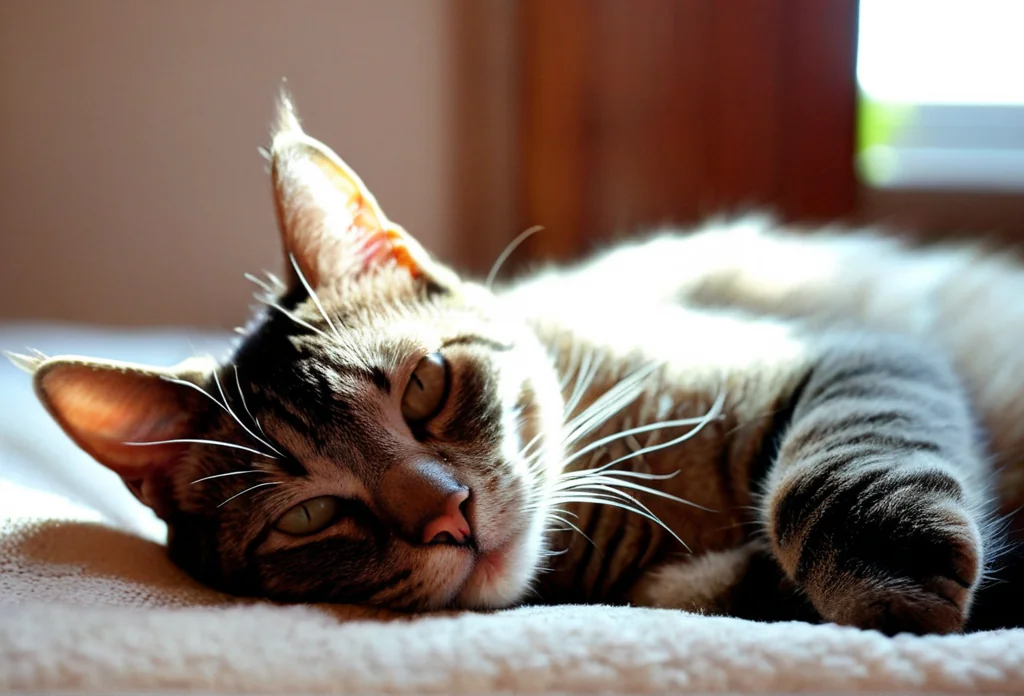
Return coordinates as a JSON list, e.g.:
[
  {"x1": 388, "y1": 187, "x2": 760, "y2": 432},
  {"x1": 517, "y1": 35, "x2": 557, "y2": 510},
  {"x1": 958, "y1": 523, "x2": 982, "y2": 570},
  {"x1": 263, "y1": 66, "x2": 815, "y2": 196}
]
[{"x1": 857, "y1": 0, "x2": 1024, "y2": 190}]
